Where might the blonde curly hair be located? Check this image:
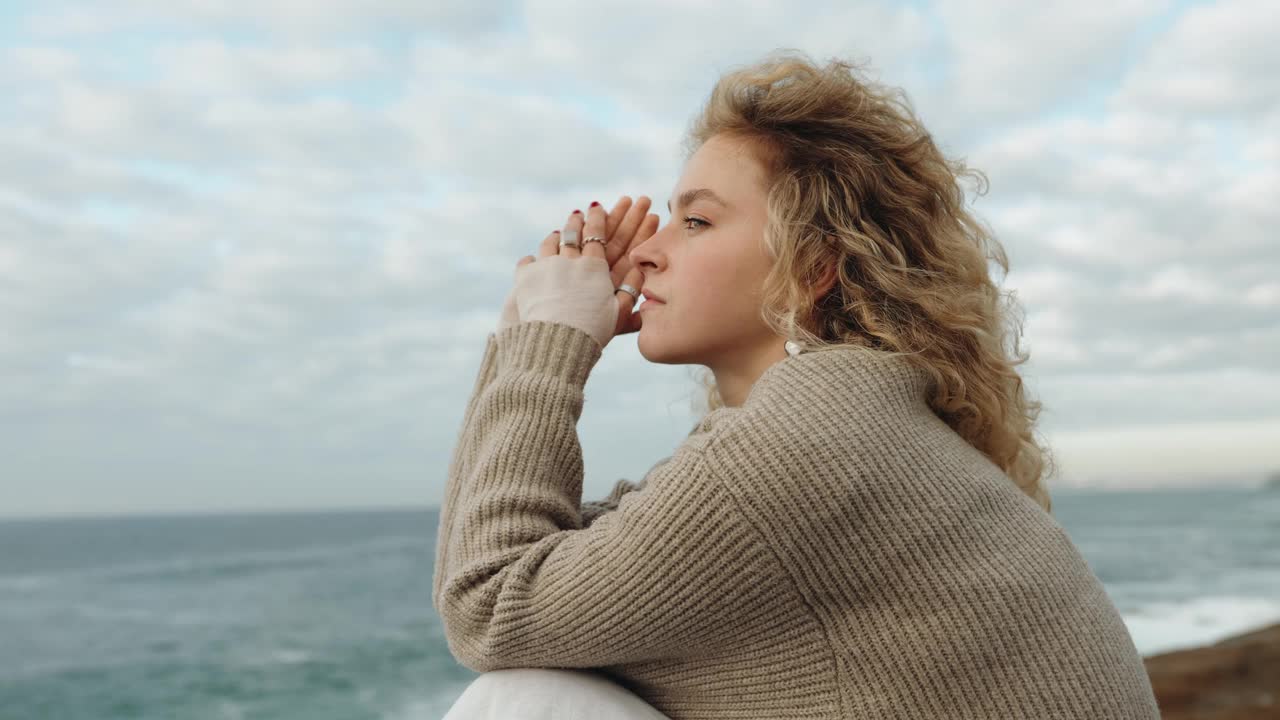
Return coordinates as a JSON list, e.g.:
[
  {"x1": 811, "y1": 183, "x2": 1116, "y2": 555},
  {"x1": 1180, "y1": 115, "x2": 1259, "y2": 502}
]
[{"x1": 683, "y1": 49, "x2": 1056, "y2": 513}]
